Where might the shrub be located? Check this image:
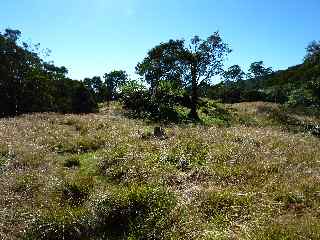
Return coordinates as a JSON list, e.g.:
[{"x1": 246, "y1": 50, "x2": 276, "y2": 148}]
[
  {"x1": 199, "y1": 100, "x2": 233, "y2": 125},
  {"x1": 97, "y1": 145, "x2": 128, "y2": 175},
  {"x1": 275, "y1": 192, "x2": 305, "y2": 205},
  {"x1": 121, "y1": 80, "x2": 189, "y2": 122},
  {"x1": 286, "y1": 88, "x2": 315, "y2": 108},
  {"x1": 241, "y1": 89, "x2": 268, "y2": 102},
  {"x1": 26, "y1": 185, "x2": 177, "y2": 239}
]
